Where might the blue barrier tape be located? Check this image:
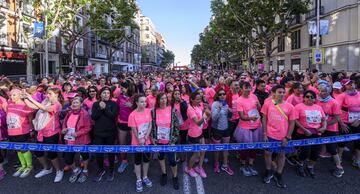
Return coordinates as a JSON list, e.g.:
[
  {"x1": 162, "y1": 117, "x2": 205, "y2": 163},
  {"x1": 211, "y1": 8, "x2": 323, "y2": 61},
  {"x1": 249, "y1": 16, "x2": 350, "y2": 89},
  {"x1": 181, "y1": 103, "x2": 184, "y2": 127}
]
[{"x1": 0, "y1": 134, "x2": 359, "y2": 153}]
